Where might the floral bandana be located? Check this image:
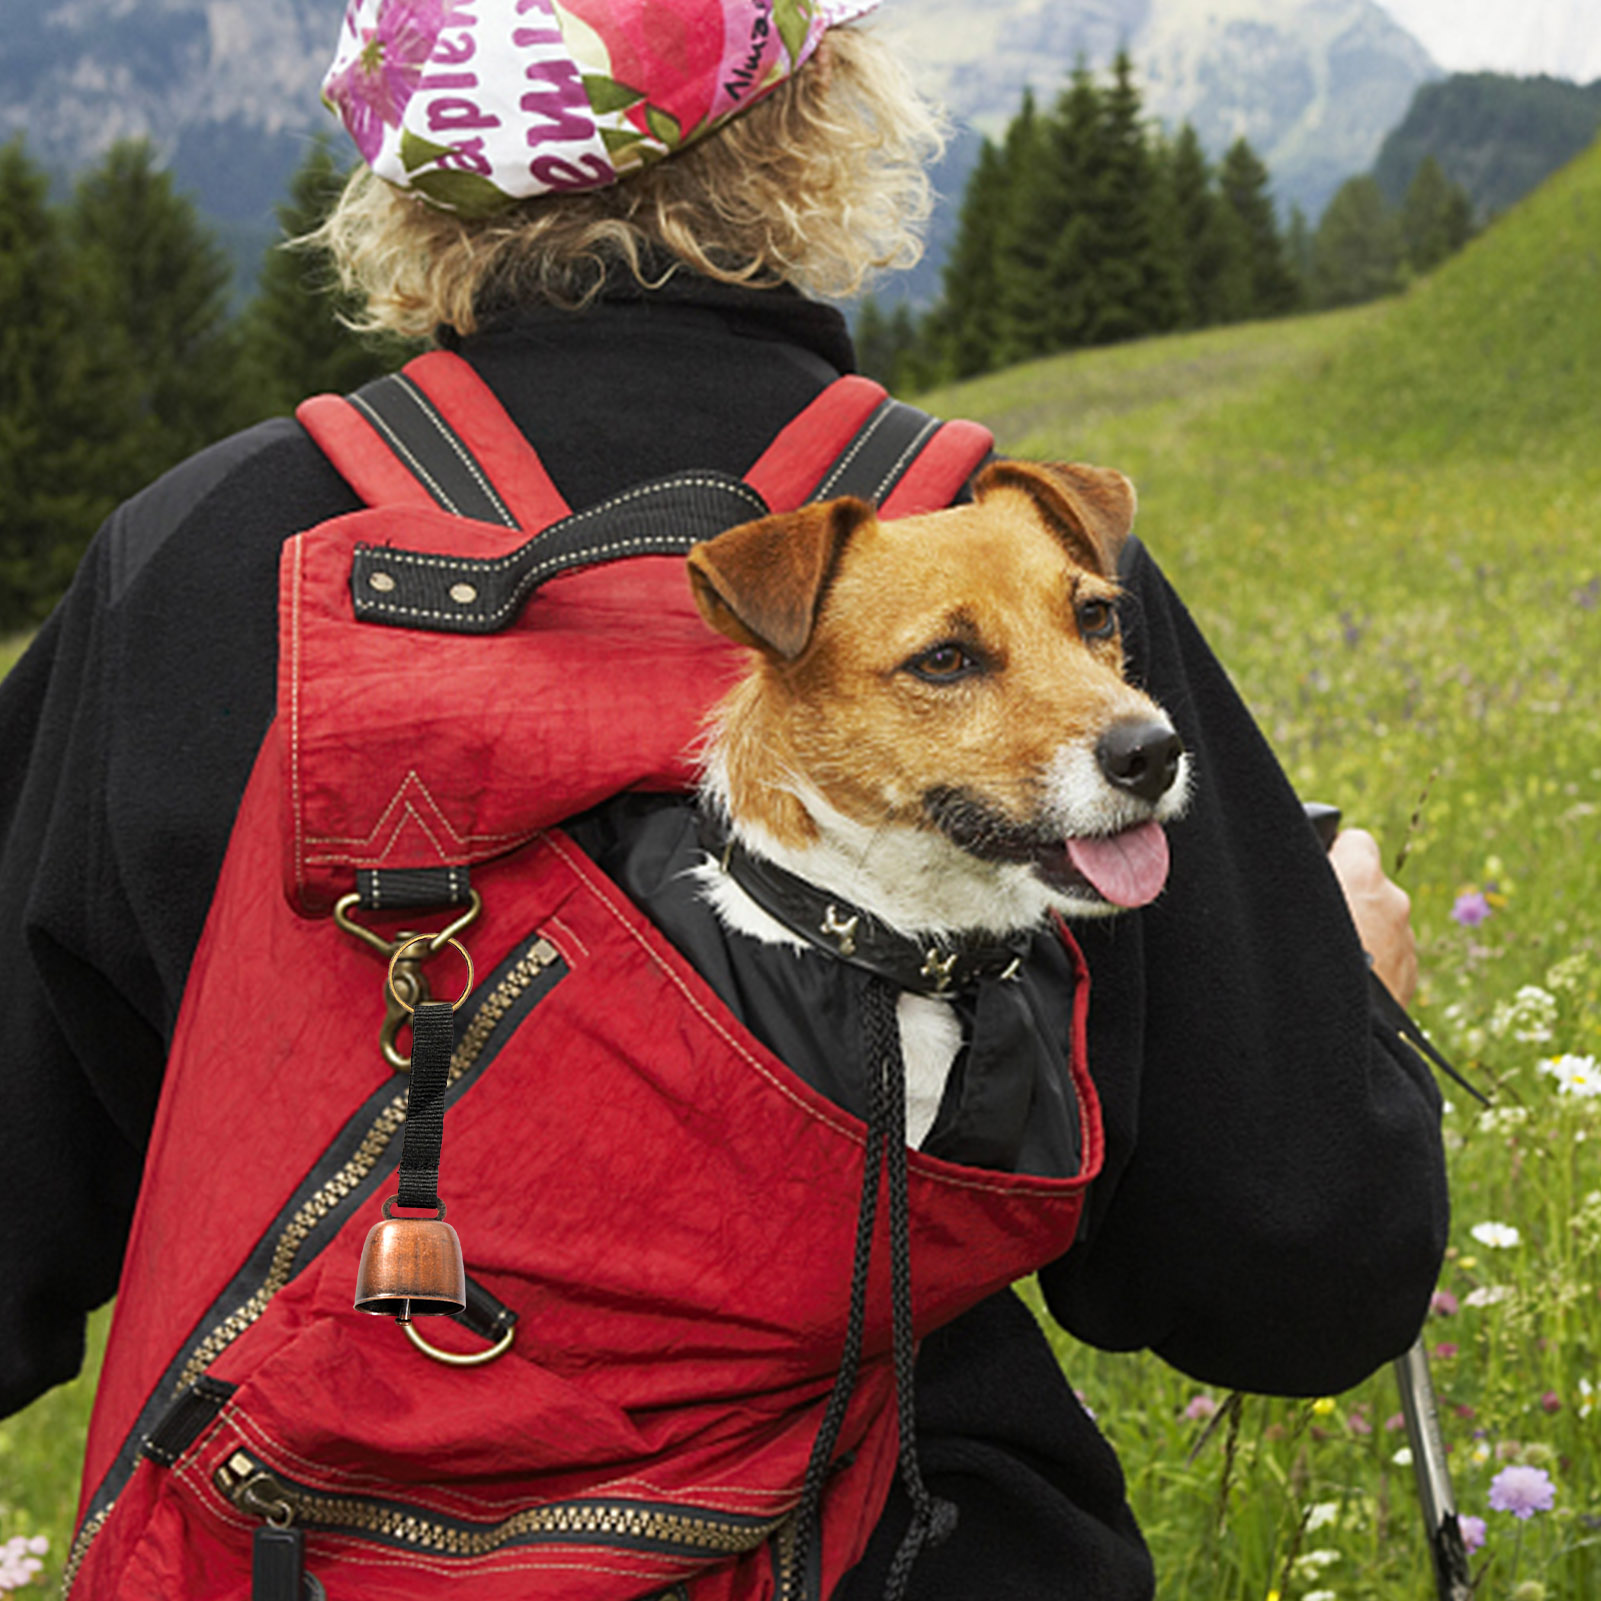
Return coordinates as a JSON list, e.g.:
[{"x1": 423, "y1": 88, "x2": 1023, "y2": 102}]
[{"x1": 323, "y1": 0, "x2": 881, "y2": 214}]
